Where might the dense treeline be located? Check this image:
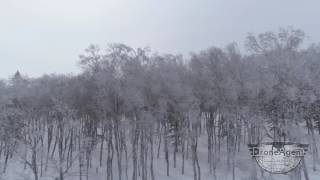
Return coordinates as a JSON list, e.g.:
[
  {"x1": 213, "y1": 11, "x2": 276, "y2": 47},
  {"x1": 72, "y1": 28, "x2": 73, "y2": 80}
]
[{"x1": 0, "y1": 28, "x2": 320, "y2": 180}]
